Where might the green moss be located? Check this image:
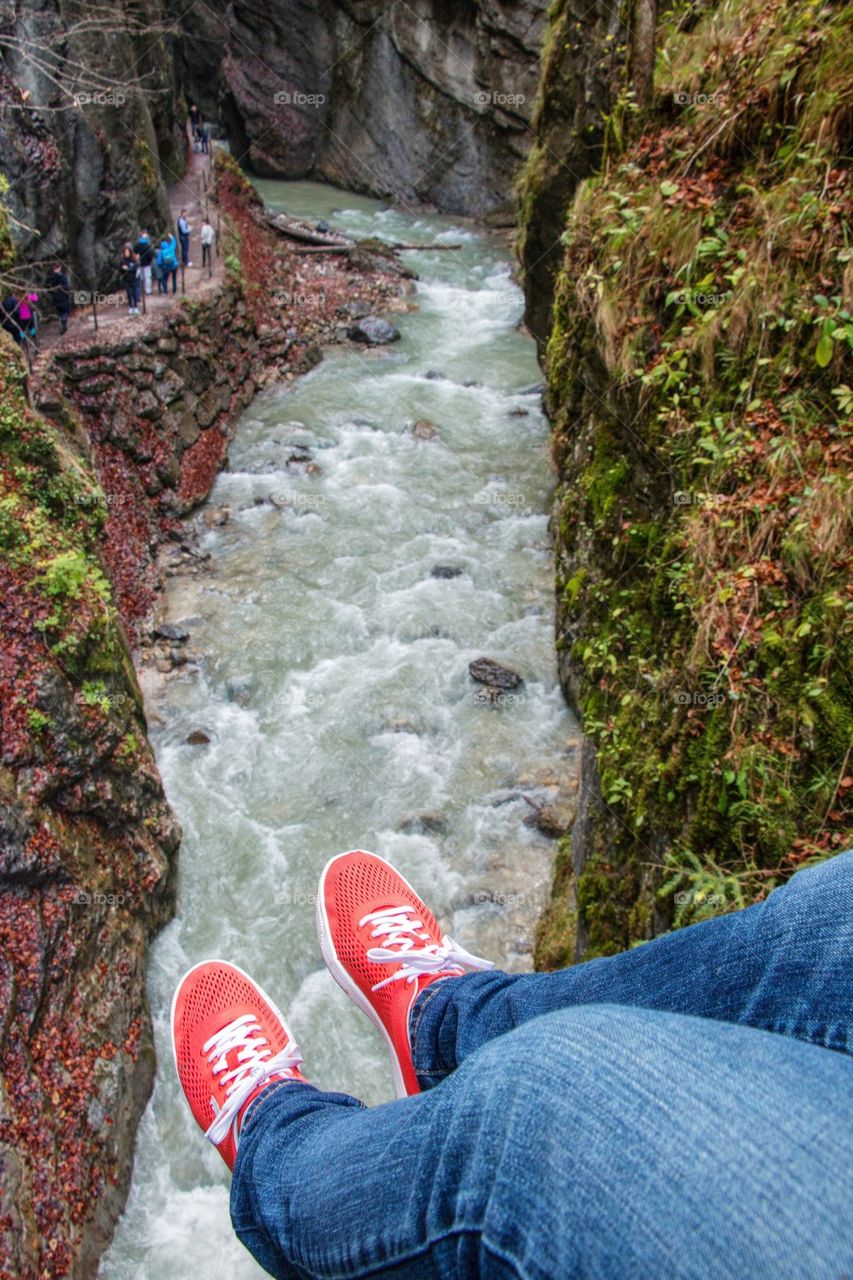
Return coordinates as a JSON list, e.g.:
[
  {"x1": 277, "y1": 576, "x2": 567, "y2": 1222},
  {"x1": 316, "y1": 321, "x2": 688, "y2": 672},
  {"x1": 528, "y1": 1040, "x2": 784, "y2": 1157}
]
[
  {"x1": 0, "y1": 338, "x2": 139, "y2": 751},
  {"x1": 533, "y1": 837, "x2": 577, "y2": 968}
]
